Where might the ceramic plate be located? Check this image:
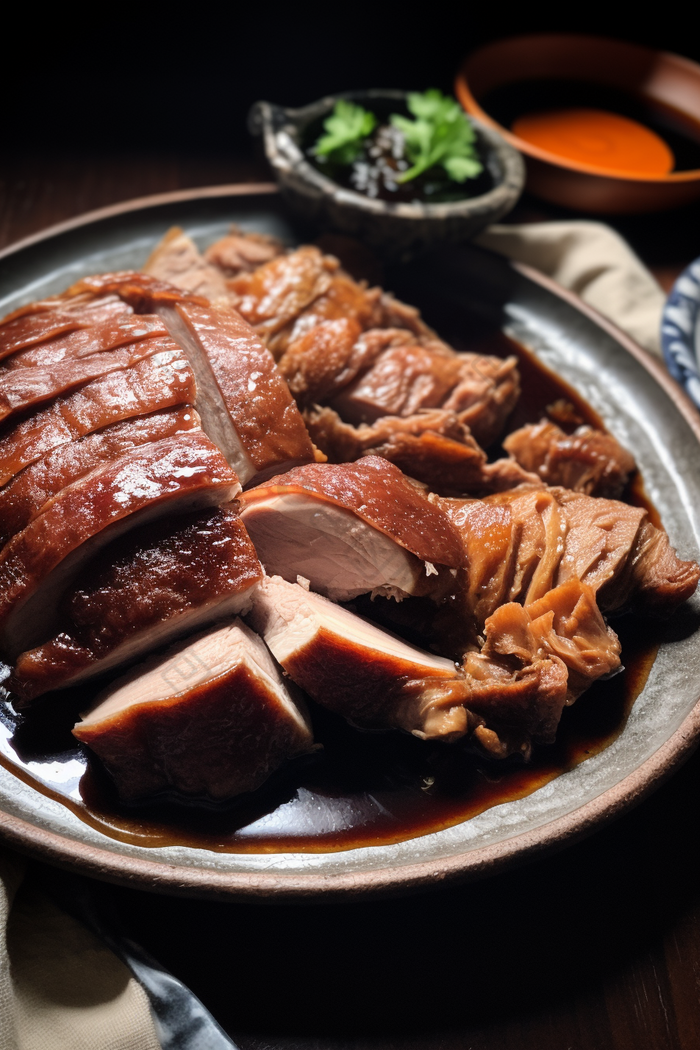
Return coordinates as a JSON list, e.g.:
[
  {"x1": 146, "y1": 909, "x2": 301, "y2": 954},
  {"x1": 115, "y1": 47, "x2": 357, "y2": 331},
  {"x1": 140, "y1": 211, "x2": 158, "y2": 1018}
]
[{"x1": 1, "y1": 185, "x2": 700, "y2": 900}]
